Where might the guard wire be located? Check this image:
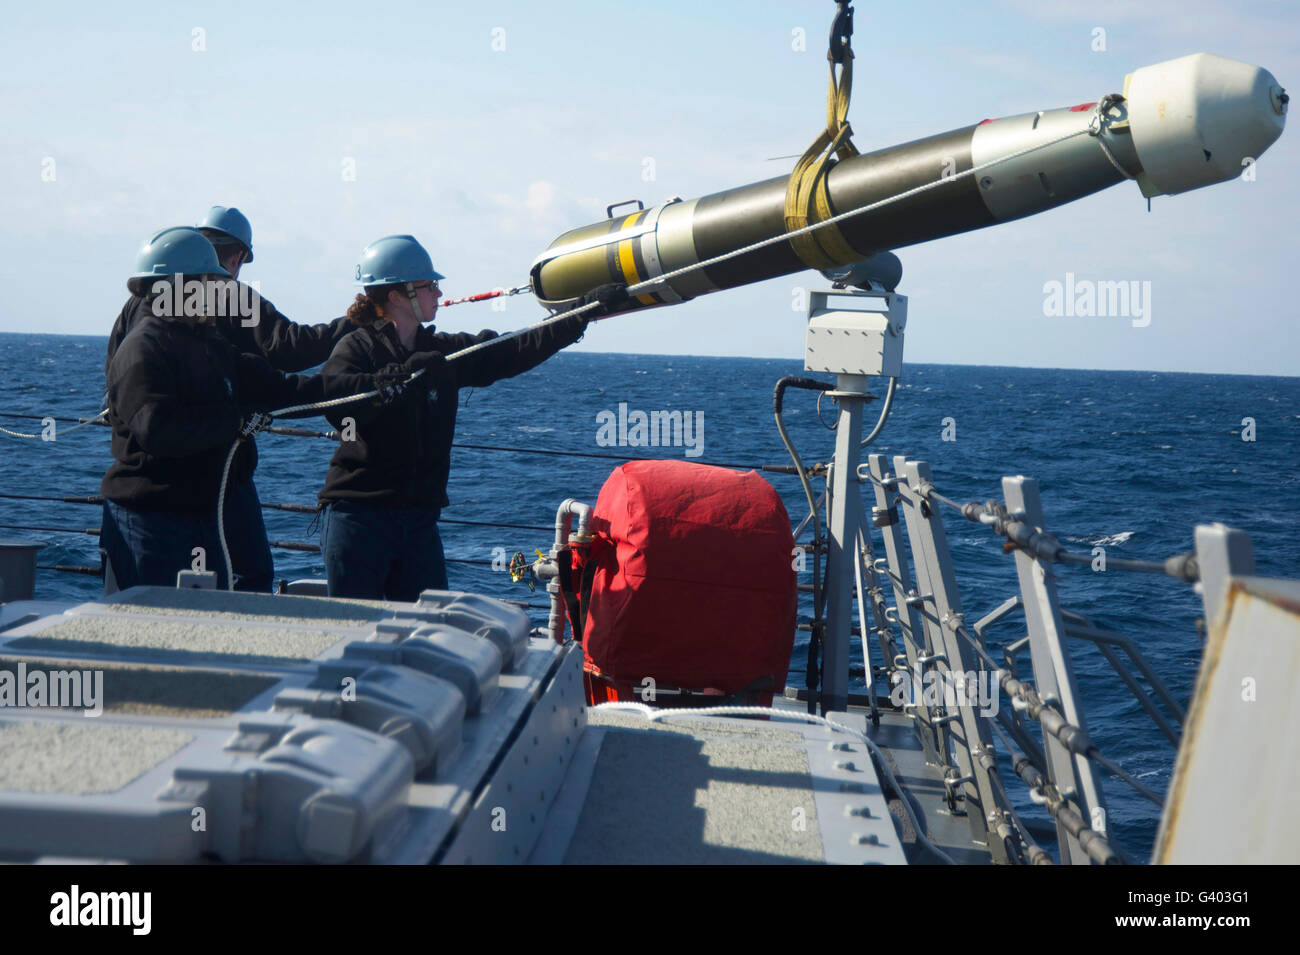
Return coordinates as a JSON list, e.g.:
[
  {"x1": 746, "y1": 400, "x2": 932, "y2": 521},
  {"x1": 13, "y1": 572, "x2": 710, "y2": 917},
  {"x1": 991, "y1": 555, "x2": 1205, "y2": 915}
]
[
  {"x1": 943, "y1": 614, "x2": 1163, "y2": 808},
  {"x1": 973, "y1": 732, "x2": 1053, "y2": 865},
  {"x1": 925, "y1": 491, "x2": 1200, "y2": 582},
  {"x1": 0, "y1": 492, "x2": 103, "y2": 505},
  {"x1": 0, "y1": 522, "x2": 99, "y2": 536},
  {"x1": 0, "y1": 409, "x2": 108, "y2": 440}
]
